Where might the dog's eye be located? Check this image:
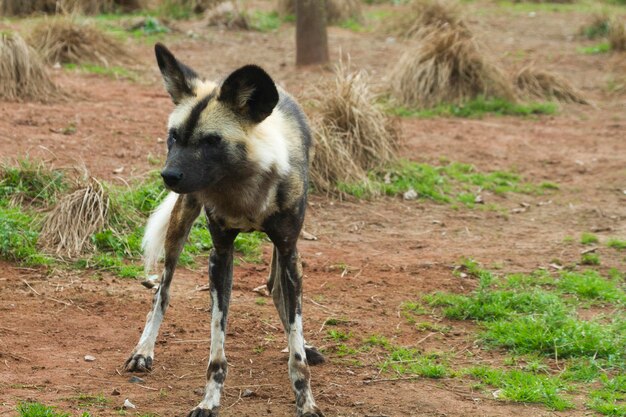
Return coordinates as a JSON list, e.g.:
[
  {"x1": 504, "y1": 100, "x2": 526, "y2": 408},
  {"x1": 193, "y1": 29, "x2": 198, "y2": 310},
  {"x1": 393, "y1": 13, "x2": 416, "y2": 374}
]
[
  {"x1": 202, "y1": 134, "x2": 222, "y2": 145},
  {"x1": 167, "y1": 132, "x2": 177, "y2": 150}
]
